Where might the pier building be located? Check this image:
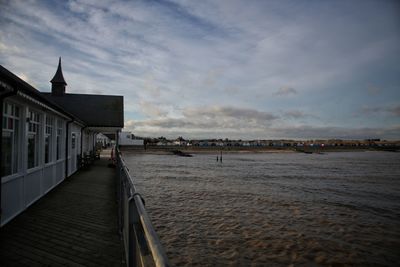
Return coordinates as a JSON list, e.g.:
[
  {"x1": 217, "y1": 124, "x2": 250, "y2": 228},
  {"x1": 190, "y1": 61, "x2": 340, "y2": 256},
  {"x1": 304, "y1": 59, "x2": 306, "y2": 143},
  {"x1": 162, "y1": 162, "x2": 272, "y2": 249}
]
[
  {"x1": 0, "y1": 59, "x2": 123, "y2": 226},
  {"x1": 1, "y1": 59, "x2": 170, "y2": 267}
]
